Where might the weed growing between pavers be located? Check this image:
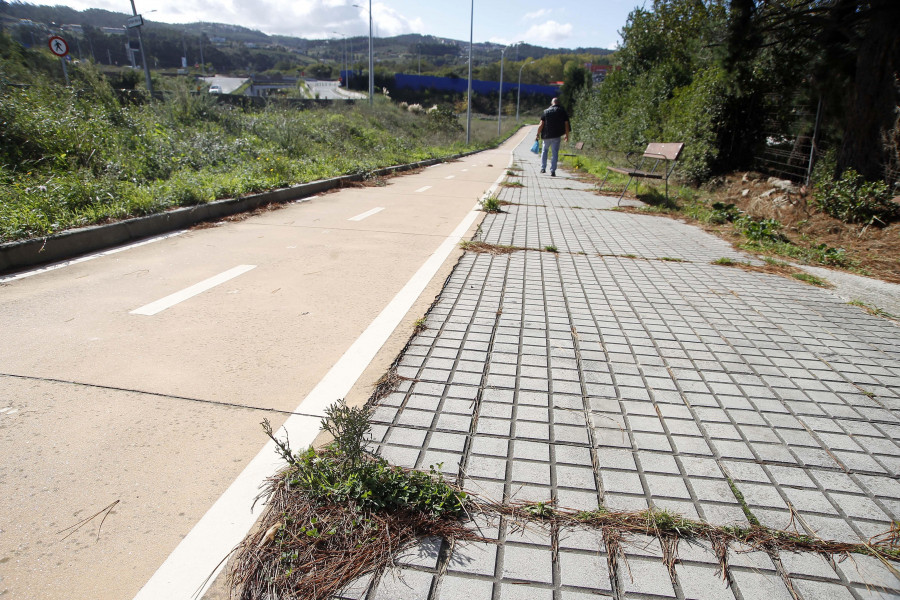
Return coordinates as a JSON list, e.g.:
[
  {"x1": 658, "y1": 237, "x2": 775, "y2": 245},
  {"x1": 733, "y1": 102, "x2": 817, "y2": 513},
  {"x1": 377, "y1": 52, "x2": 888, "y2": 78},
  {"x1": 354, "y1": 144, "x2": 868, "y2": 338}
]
[
  {"x1": 480, "y1": 194, "x2": 503, "y2": 212},
  {"x1": 848, "y1": 299, "x2": 898, "y2": 320},
  {"x1": 791, "y1": 272, "x2": 830, "y2": 286},
  {"x1": 459, "y1": 240, "x2": 524, "y2": 254},
  {"x1": 229, "y1": 401, "x2": 478, "y2": 600},
  {"x1": 501, "y1": 181, "x2": 525, "y2": 188},
  {"x1": 412, "y1": 317, "x2": 428, "y2": 334},
  {"x1": 710, "y1": 256, "x2": 834, "y2": 288}
]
